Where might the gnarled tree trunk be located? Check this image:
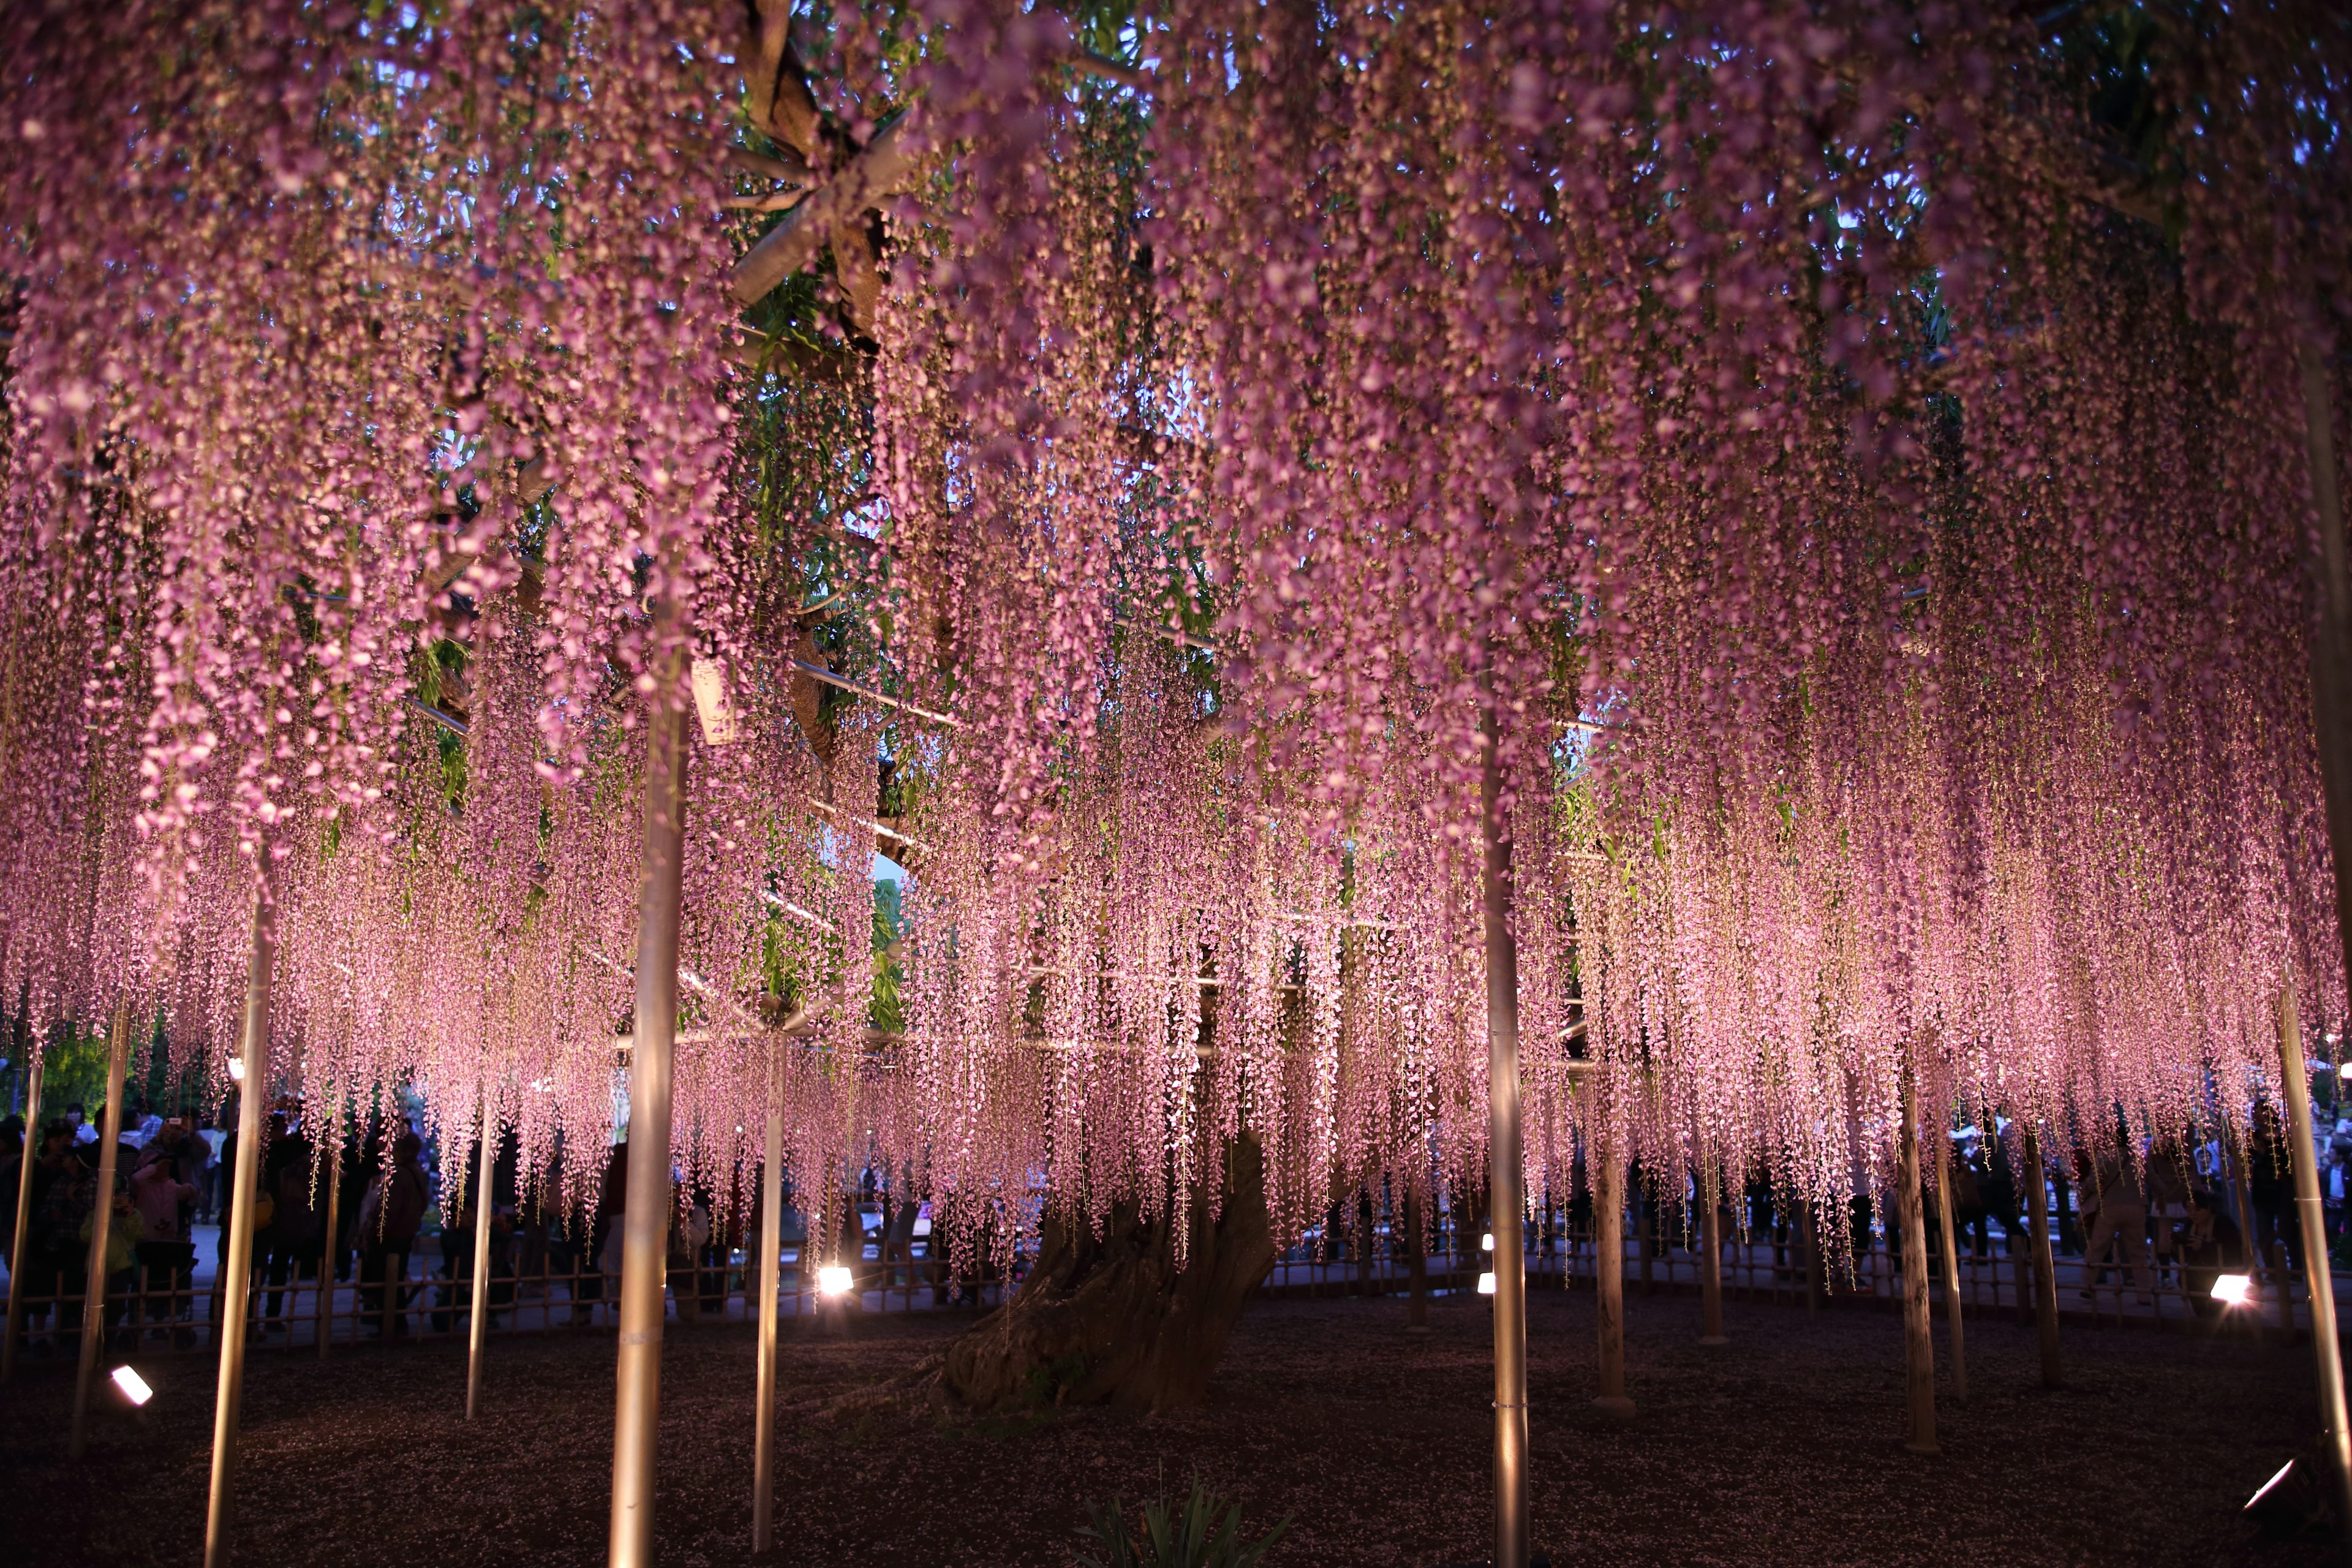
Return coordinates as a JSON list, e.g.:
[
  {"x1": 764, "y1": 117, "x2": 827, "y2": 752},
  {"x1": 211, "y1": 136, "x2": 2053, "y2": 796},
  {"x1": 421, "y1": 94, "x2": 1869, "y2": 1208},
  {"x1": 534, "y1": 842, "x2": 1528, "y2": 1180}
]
[{"x1": 941, "y1": 1133, "x2": 1275, "y2": 1411}]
